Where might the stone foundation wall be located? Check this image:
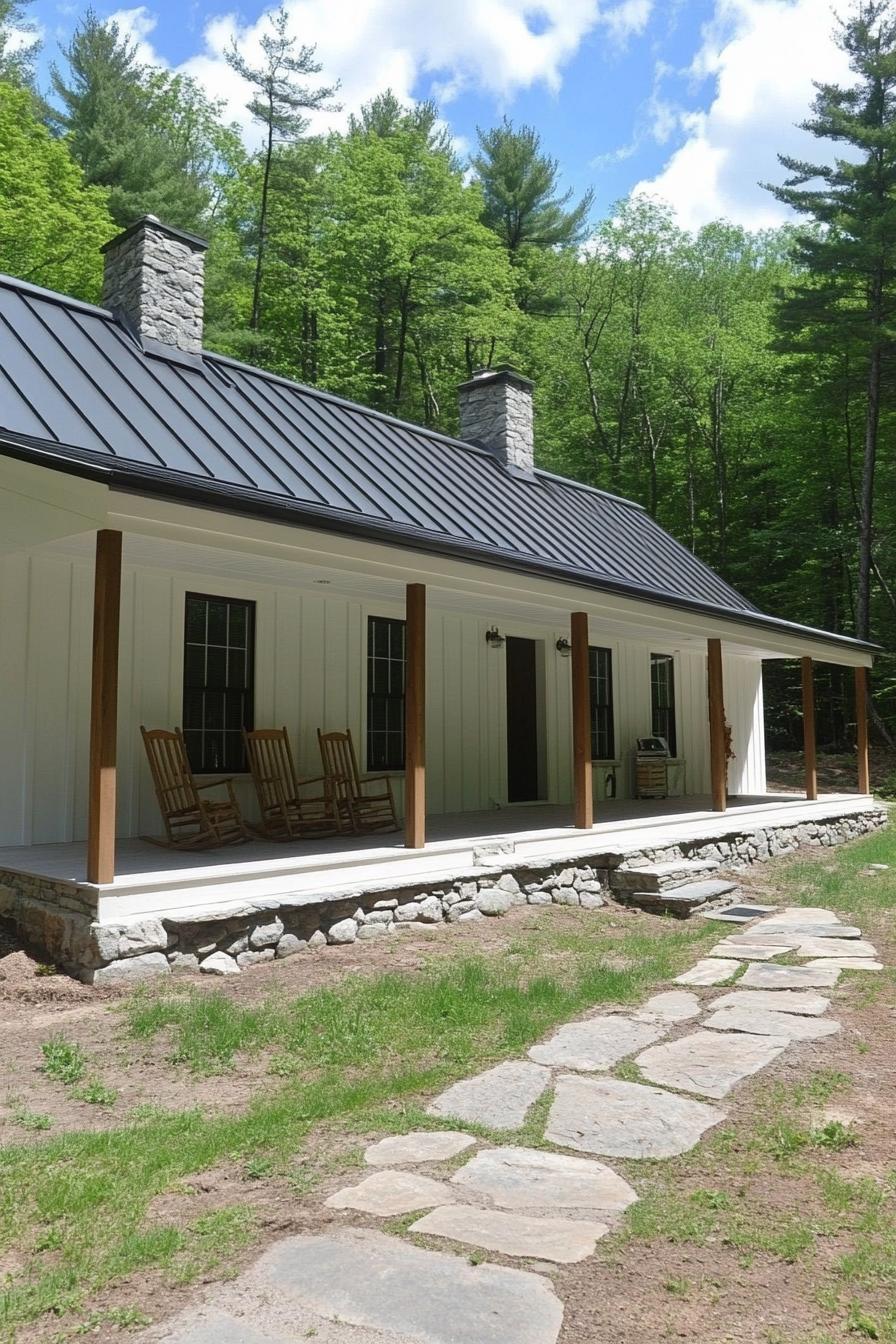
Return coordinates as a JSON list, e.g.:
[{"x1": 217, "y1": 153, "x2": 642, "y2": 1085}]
[{"x1": 0, "y1": 807, "x2": 886, "y2": 984}]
